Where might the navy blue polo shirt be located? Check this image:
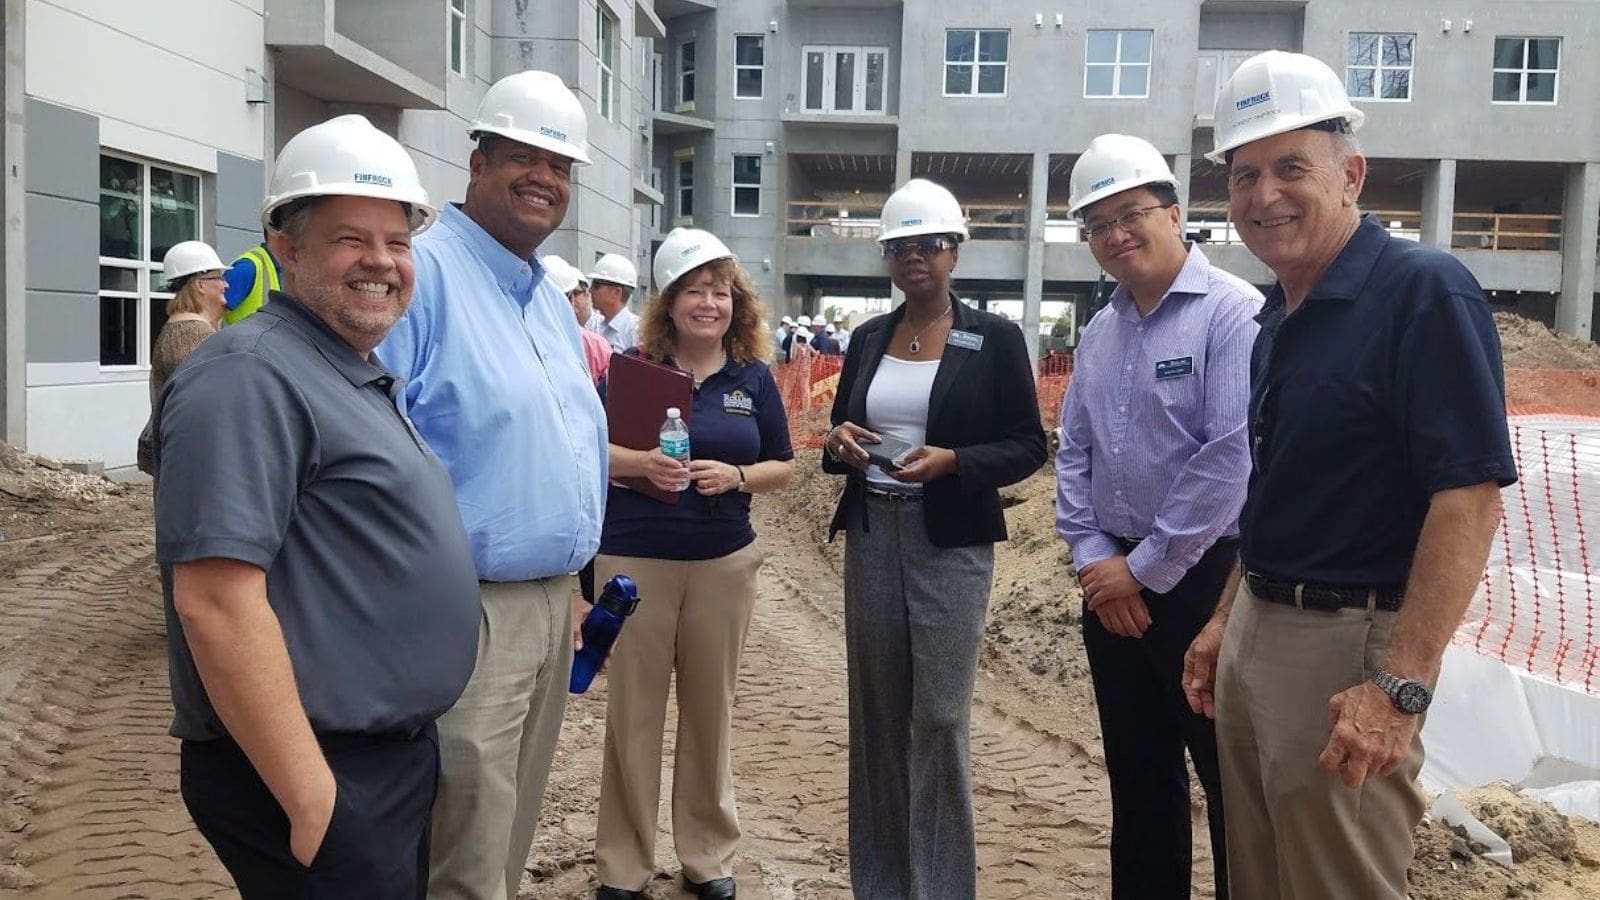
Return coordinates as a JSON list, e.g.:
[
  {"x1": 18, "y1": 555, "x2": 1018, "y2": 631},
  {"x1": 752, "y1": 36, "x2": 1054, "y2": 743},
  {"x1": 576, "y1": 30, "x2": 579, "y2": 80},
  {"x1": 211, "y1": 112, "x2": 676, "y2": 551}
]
[
  {"x1": 1239, "y1": 215, "x2": 1517, "y2": 587},
  {"x1": 600, "y1": 354, "x2": 794, "y2": 561}
]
